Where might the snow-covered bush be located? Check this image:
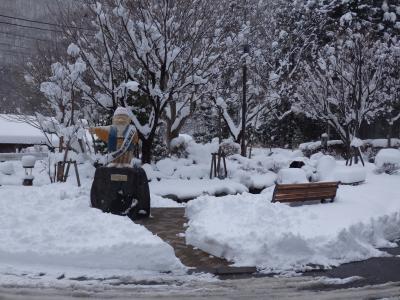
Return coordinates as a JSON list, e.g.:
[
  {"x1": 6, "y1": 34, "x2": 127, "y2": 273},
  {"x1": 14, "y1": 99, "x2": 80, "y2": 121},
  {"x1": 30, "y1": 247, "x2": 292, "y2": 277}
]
[
  {"x1": 152, "y1": 133, "x2": 169, "y2": 162},
  {"x1": 300, "y1": 140, "x2": 346, "y2": 158},
  {"x1": 333, "y1": 166, "x2": 366, "y2": 184},
  {"x1": 316, "y1": 155, "x2": 336, "y2": 181},
  {"x1": 170, "y1": 135, "x2": 191, "y2": 158},
  {"x1": 363, "y1": 139, "x2": 400, "y2": 163},
  {"x1": 277, "y1": 168, "x2": 308, "y2": 184},
  {"x1": 374, "y1": 149, "x2": 400, "y2": 174},
  {"x1": 219, "y1": 139, "x2": 240, "y2": 156},
  {"x1": 266, "y1": 154, "x2": 289, "y2": 173},
  {"x1": 156, "y1": 158, "x2": 177, "y2": 177},
  {"x1": 0, "y1": 162, "x2": 15, "y2": 175}
]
